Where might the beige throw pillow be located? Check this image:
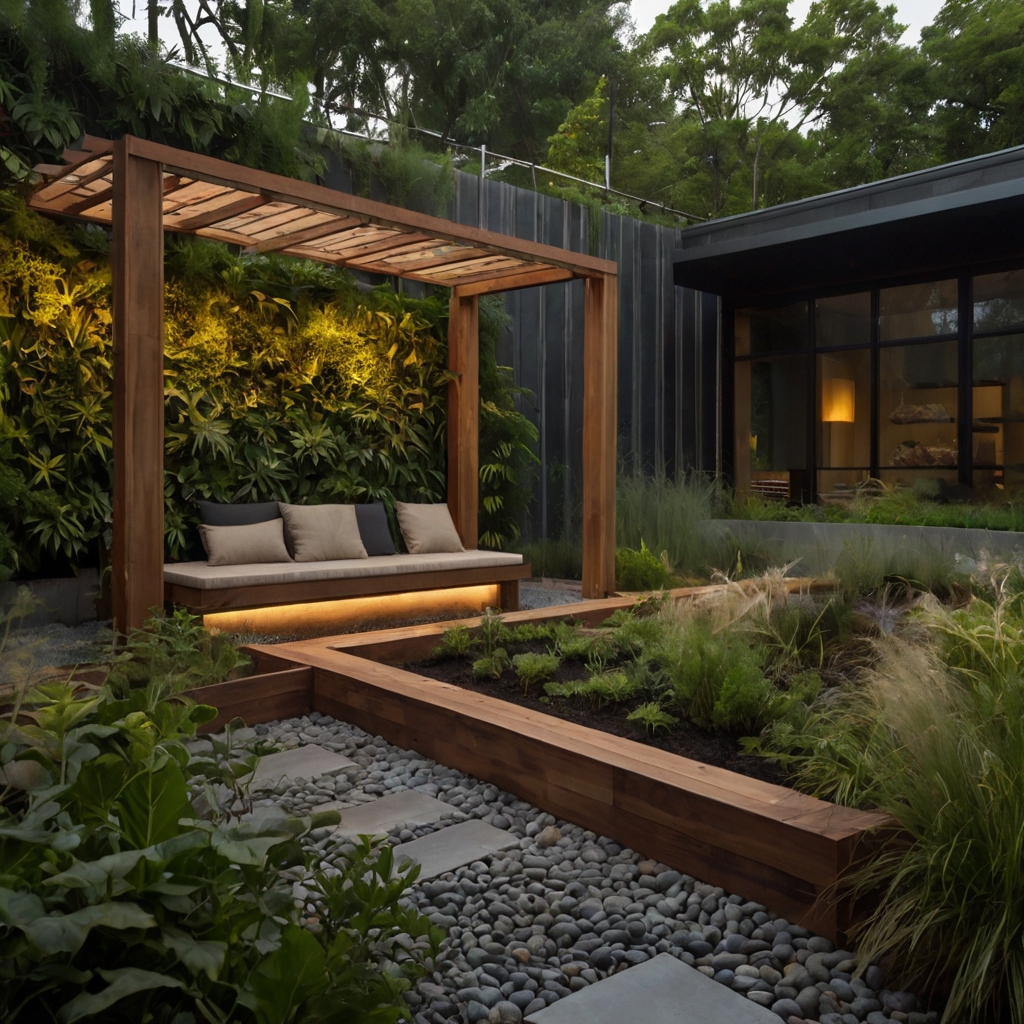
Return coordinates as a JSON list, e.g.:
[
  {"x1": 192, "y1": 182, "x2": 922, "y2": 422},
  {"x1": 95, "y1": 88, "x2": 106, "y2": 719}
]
[
  {"x1": 279, "y1": 503, "x2": 368, "y2": 562},
  {"x1": 396, "y1": 502, "x2": 465, "y2": 553},
  {"x1": 199, "y1": 519, "x2": 293, "y2": 566}
]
